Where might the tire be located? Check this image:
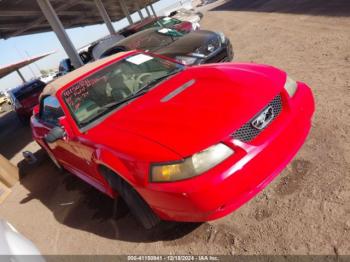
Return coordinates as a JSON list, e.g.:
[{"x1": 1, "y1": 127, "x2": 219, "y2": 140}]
[
  {"x1": 104, "y1": 169, "x2": 160, "y2": 229},
  {"x1": 227, "y1": 42, "x2": 234, "y2": 62}
]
